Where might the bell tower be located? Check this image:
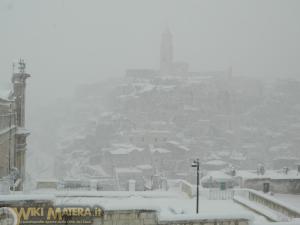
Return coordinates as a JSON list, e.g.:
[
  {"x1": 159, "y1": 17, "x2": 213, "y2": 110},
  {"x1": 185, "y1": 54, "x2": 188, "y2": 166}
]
[
  {"x1": 160, "y1": 28, "x2": 173, "y2": 75},
  {"x1": 11, "y1": 59, "x2": 30, "y2": 190}
]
